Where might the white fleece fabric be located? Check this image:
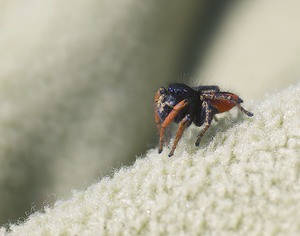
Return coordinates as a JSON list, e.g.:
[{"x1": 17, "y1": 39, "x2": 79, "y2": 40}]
[{"x1": 2, "y1": 82, "x2": 299, "y2": 235}]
